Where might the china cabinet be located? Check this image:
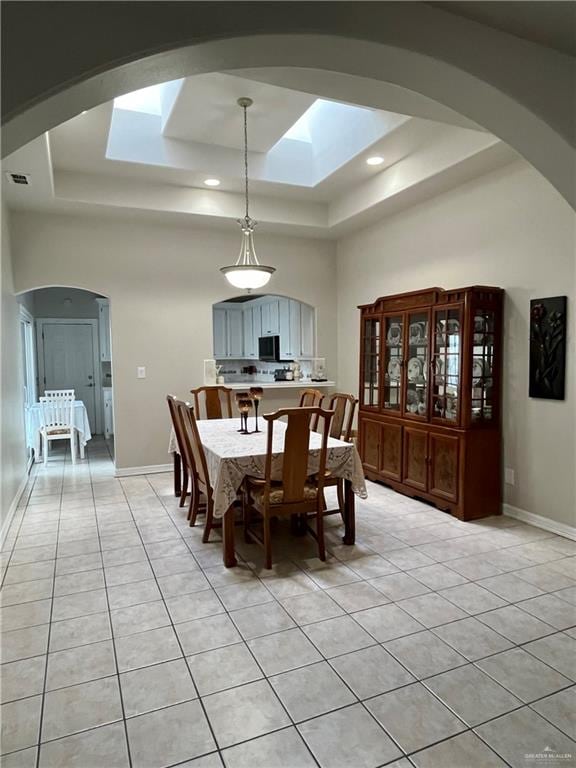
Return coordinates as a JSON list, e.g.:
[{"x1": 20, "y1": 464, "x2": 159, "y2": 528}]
[{"x1": 358, "y1": 286, "x2": 503, "y2": 520}]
